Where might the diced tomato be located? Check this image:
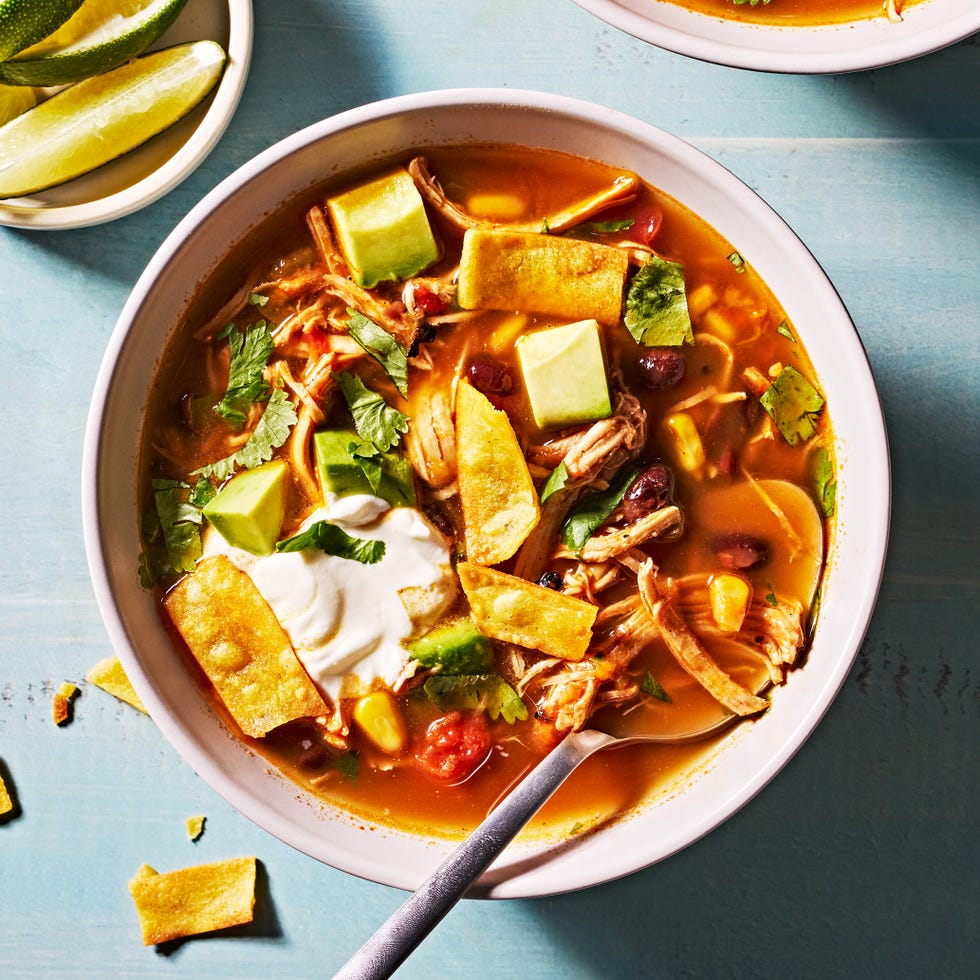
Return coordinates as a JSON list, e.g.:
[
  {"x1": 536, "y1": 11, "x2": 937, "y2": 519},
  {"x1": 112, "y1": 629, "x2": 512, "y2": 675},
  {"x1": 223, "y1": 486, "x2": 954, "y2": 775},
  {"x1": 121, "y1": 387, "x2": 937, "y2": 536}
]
[
  {"x1": 413, "y1": 283, "x2": 448, "y2": 316},
  {"x1": 414, "y1": 711, "x2": 492, "y2": 785}
]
